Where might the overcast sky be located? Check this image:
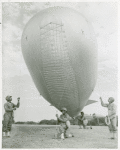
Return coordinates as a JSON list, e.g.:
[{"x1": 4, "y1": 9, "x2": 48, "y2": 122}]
[{"x1": 2, "y1": 2, "x2": 118, "y2": 122}]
